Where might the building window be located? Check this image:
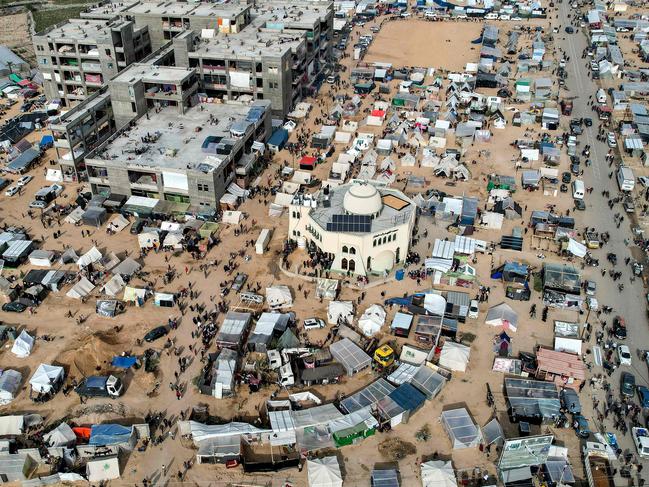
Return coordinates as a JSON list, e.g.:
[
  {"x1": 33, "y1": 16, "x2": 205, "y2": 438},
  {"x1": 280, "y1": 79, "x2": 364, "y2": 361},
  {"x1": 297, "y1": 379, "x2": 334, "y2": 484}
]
[
  {"x1": 342, "y1": 245, "x2": 348, "y2": 253},
  {"x1": 197, "y1": 183, "x2": 209, "y2": 192},
  {"x1": 349, "y1": 247, "x2": 356, "y2": 255},
  {"x1": 348, "y1": 260, "x2": 356, "y2": 272},
  {"x1": 268, "y1": 66, "x2": 279, "y2": 75},
  {"x1": 108, "y1": 63, "x2": 113, "y2": 69},
  {"x1": 396, "y1": 247, "x2": 400, "y2": 263},
  {"x1": 269, "y1": 81, "x2": 278, "y2": 89},
  {"x1": 367, "y1": 256, "x2": 372, "y2": 270},
  {"x1": 341, "y1": 258, "x2": 347, "y2": 270},
  {"x1": 105, "y1": 48, "x2": 111, "y2": 56},
  {"x1": 131, "y1": 102, "x2": 136, "y2": 112},
  {"x1": 382, "y1": 236, "x2": 387, "y2": 244}
]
